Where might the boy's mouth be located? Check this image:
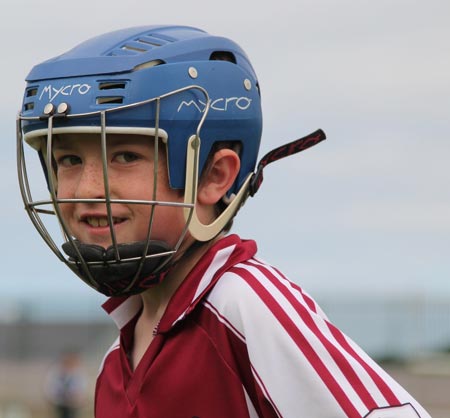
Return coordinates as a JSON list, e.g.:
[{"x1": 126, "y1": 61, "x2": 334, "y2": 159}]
[{"x1": 84, "y1": 216, "x2": 126, "y2": 228}]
